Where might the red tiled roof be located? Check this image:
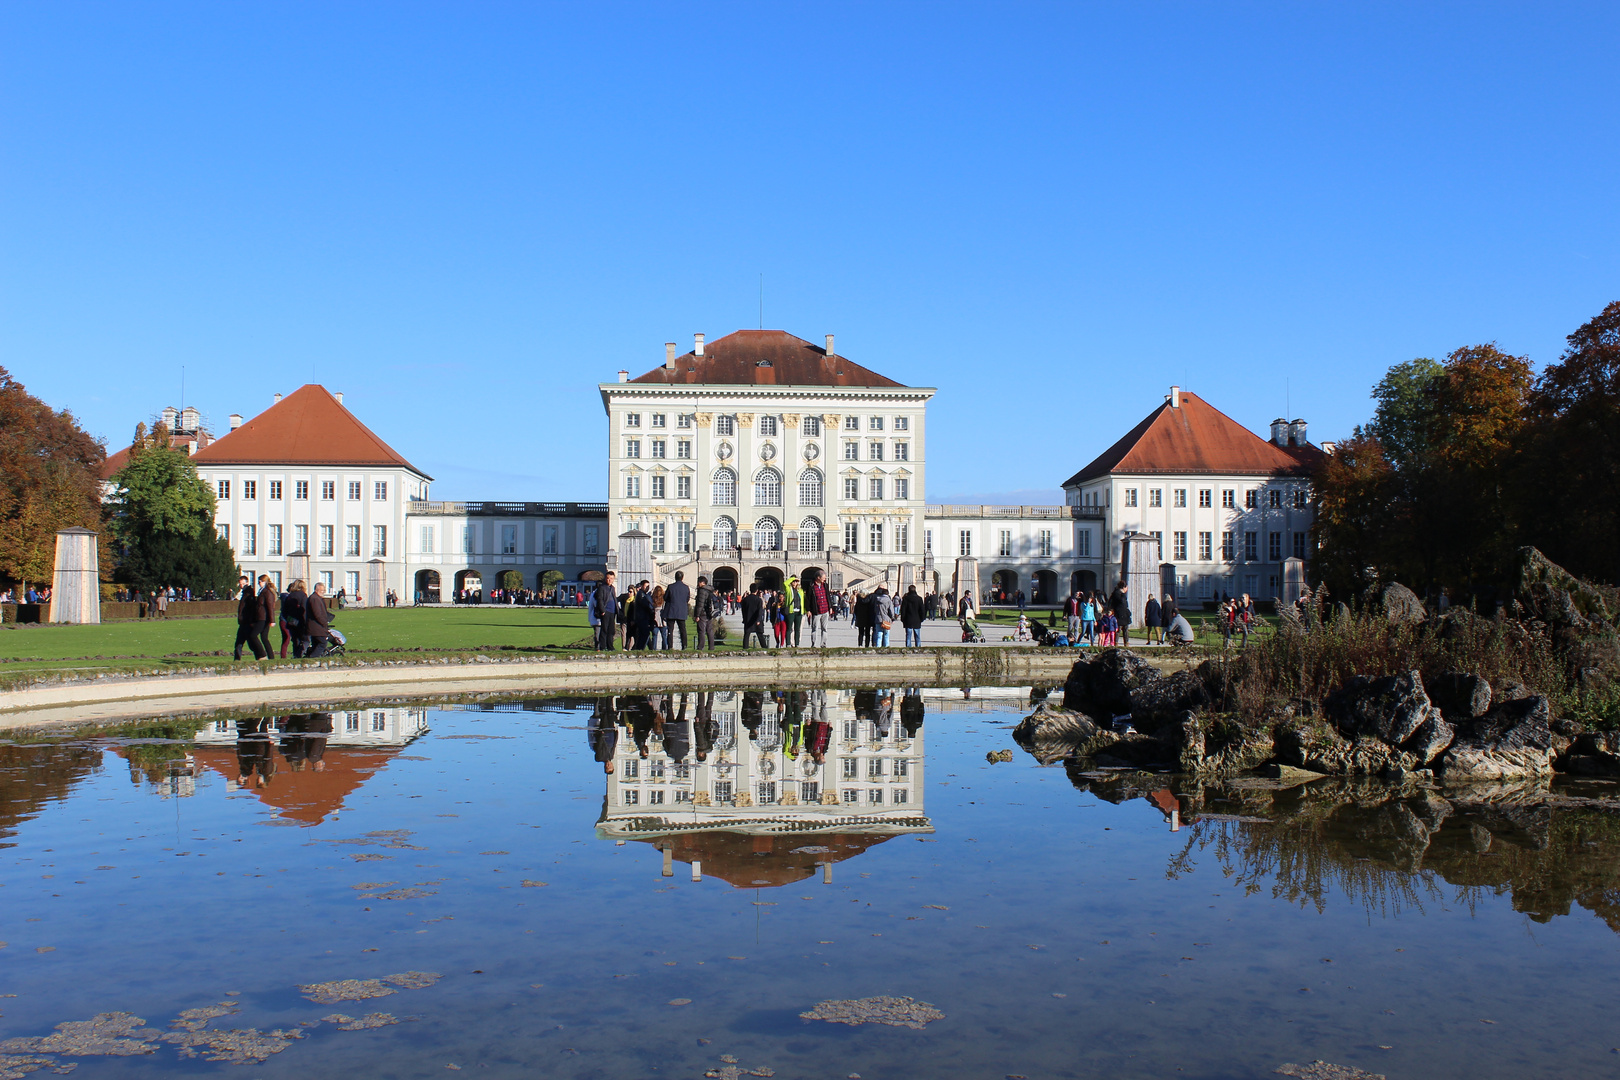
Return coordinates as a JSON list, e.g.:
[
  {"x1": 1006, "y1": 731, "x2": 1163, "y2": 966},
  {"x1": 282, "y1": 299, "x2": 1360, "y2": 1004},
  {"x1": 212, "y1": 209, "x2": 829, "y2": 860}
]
[
  {"x1": 1062, "y1": 392, "x2": 1323, "y2": 486},
  {"x1": 633, "y1": 829, "x2": 903, "y2": 889},
  {"x1": 100, "y1": 431, "x2": 214, "y2": 480},
  {"x1": 627, "y1": 330, "x2": 904, "y2": 388},
  {"x1": 191, "y1": 385, "x2": 429, "y2": 477},
  {"x1": 192, "y1": 746, "x2": 402, "y2": 826}
]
